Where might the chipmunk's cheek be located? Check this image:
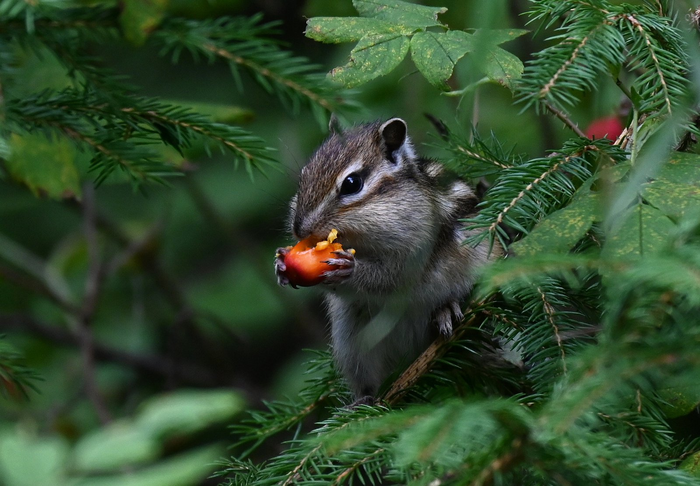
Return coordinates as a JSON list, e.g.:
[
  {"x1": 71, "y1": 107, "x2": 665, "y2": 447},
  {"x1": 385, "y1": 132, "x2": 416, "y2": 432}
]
[{"x1": 277, "y1": 230, "x2": 356, "y2": 287}]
